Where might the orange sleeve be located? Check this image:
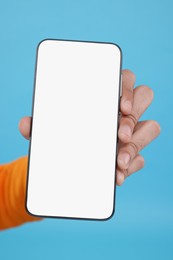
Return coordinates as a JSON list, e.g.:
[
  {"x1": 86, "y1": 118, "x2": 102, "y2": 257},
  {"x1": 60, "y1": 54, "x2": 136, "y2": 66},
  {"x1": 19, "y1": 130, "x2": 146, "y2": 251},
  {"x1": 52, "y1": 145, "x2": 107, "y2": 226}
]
[{"x1": 0, "y1": 156, "x2": 42, "y2": 231}]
